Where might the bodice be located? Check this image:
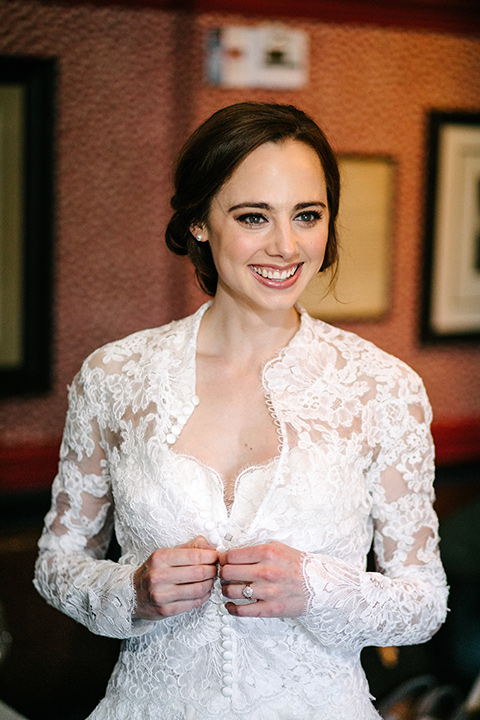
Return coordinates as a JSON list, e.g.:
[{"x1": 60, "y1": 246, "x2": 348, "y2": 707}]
[{"x1": 33, "y1": 303, "x2": 448, "y2": 720}]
